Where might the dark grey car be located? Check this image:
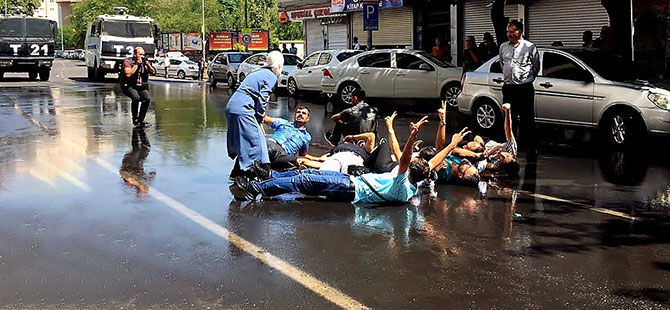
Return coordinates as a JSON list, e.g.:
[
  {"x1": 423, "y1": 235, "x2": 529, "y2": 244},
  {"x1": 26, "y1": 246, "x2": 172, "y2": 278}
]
[{"x1": 208, "y1": 52, "x2": 250, "y2": 87}]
